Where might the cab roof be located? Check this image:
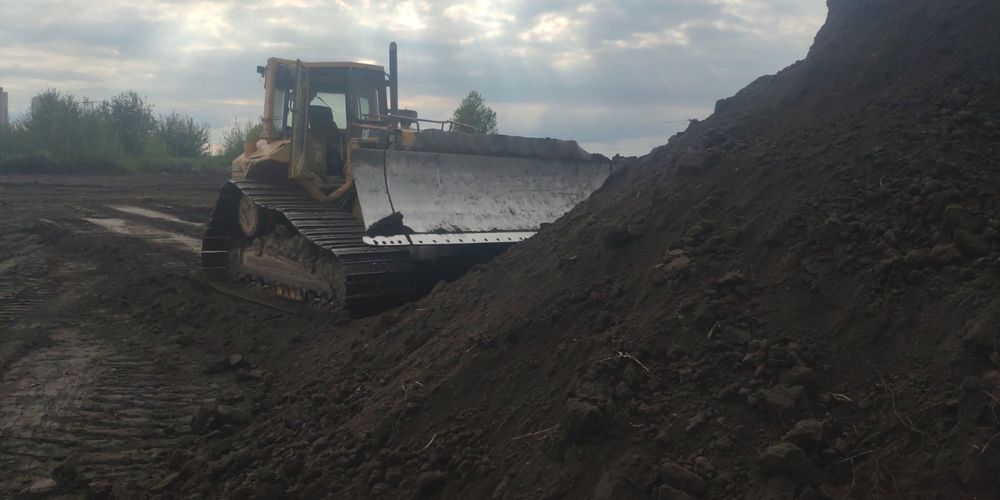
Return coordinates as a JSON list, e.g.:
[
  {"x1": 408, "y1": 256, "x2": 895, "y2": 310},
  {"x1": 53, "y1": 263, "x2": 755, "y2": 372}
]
[{"x1": 267, "y1": 58, "x2": 385, "y2": 73}]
